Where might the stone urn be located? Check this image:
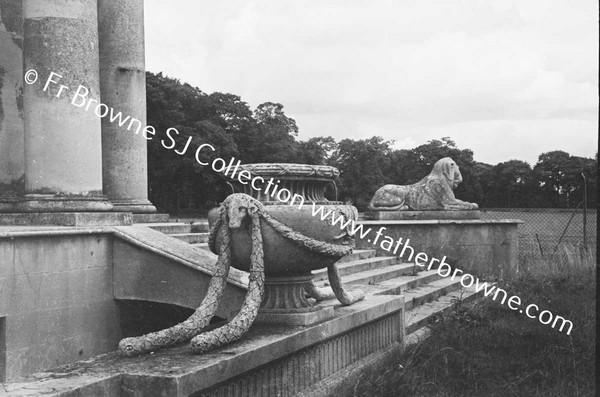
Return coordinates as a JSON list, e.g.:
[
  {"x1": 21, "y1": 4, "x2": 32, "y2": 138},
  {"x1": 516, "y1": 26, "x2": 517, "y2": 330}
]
[{"x1": 209, "y1": 163, "x2": 359, "y2": 324}]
